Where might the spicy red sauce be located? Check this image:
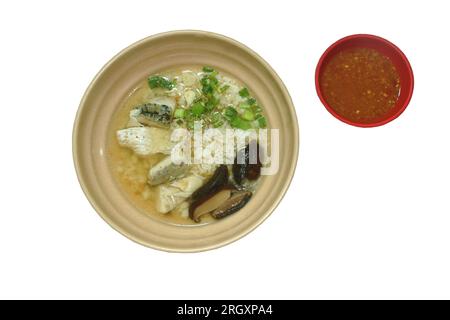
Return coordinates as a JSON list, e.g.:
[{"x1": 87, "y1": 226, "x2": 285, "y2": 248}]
[{"x1": 320, "y1": 47, "x2": 400, "y2": 124}]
